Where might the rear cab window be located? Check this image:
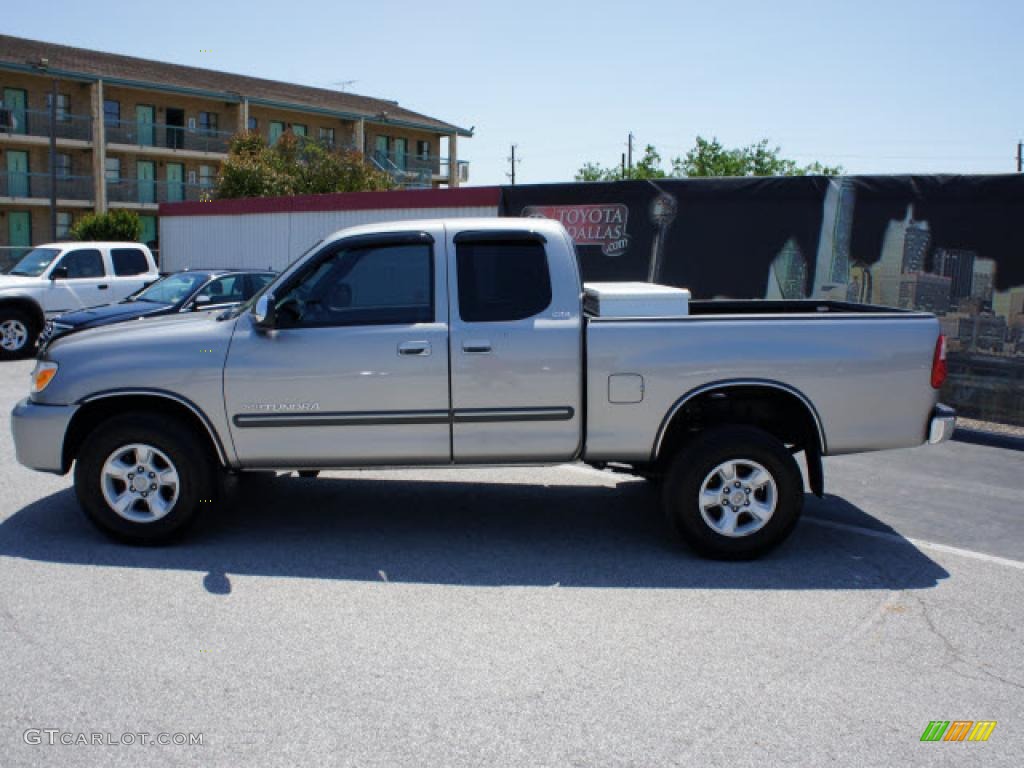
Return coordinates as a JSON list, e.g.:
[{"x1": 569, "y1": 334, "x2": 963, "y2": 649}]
[
  {"x1": 455, "y1": 238, "x2": 552, "y2": 322},
  {"x1": 111, "y1": 248, "x2": 150, "y2": 276}
]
